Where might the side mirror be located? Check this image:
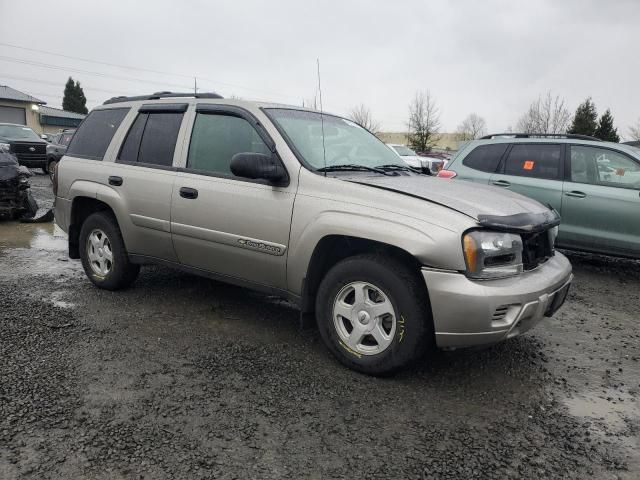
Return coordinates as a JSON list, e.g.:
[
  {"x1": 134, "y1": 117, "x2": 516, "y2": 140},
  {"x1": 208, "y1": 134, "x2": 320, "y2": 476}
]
[
  {"x1": 230, "y1": 152, "x2": 288, "y2": 185},
  {"x1": 41, "y1": 134, "x2": 48, "y2": 140}
]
